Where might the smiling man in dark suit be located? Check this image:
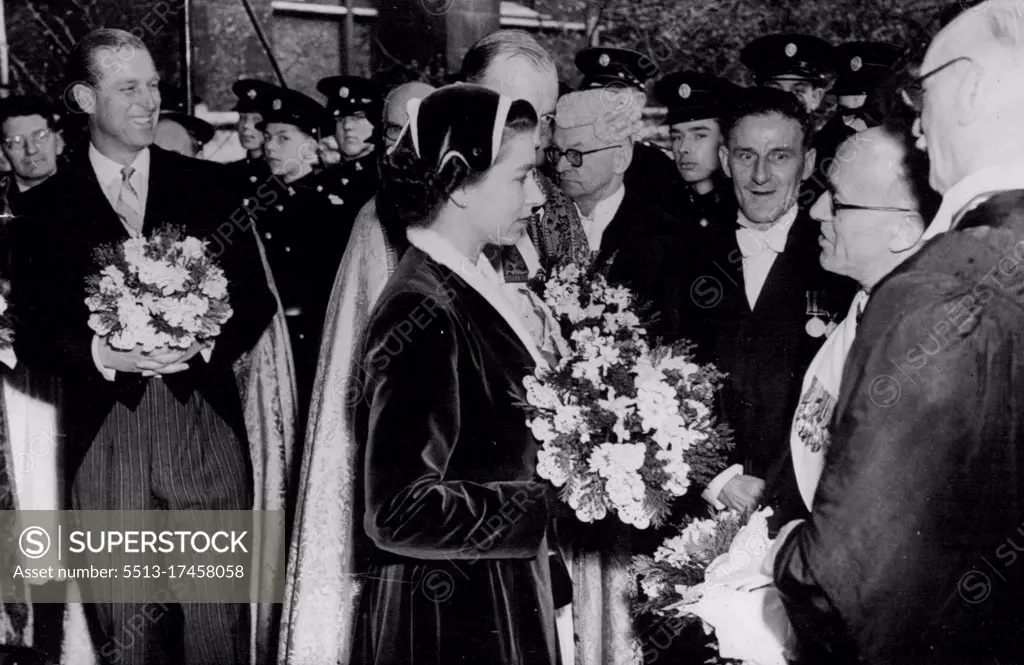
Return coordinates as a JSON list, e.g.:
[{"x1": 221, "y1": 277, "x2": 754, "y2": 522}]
[
  {"x1": 680, "y1": 87, "x2": 855, "y2": 524},
  {"x1": 8, "y1": 29, "x2": 275, "y2": 665}
]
